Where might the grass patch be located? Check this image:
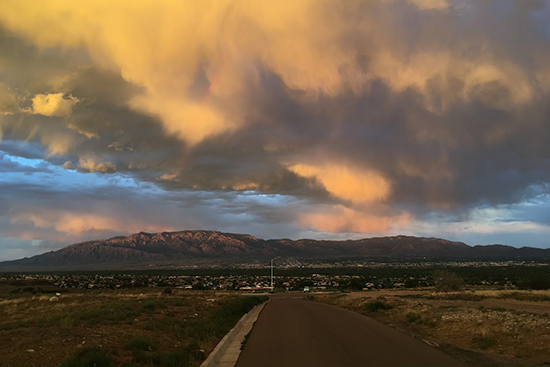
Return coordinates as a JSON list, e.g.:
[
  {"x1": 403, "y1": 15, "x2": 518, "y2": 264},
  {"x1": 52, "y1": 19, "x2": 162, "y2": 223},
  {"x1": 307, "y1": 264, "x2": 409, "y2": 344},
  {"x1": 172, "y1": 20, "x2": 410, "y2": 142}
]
[
  {"x1": 499, "y1": 291, "x2": 550, "y2": 302},
  {"x1": 126, "y1": 337, "x2": 158, "y2": 353},
  {"x1": 0, "y1": 291, "x2": 267, "y2": 367},
  {"x1": 396, "y1": 294, "x2": 426, "y2": 299},
  {"x1": 397, "y1": 293, "x2": 485, "y2": 301},
  {"x1": 0, "y1": 320, "x2": 30, "y2": 331},
  {"x1": 152, "y1": 349, "x2": 192, "y2": 367},
  {"x1": 141, "y1": 300, "x2": 157, "y2": 312},
  {"x1": 438, "y1": 293, "x2": 485, "y2": 301},
  {"x1": 143, "y1": 316, "x2": 181, "y2": 332},
  {"x1": 124, "y1": 337, "x2": 202, "y2": 366},
  {"x1": 60, "y1": 346, "x2": 112, "y2": 367},
  {"x1": 45, "y1": 299, "x2": 148, "y2": 327}
]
